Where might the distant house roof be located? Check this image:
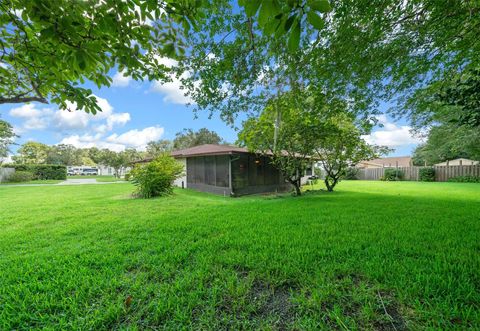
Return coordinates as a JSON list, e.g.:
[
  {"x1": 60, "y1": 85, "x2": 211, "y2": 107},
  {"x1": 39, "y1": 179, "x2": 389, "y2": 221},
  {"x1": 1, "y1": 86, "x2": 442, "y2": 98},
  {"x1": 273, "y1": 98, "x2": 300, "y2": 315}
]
[
  {"x1": 357, "y1": 156, "x2": 412, "y2": 168},
  {"x1": 434, "y1": 158, "x2": 479, "y2": 166},
  {"x1": 171, "y1": 144, "x2": 249, "y2": 158}
]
